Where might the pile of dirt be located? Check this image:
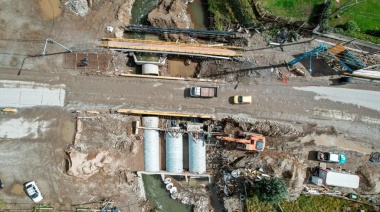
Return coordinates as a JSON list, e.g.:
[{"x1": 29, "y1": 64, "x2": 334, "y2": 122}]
[
  {"x1": 147, "y1": 0, "x2": 194, "y2": 29},
  {"x1": 66, "y1": 148, "x2": 111, "y2": 179},
  {"x1": 117, "y1": 0, "x2": 135, "y2": 25},
  {"x1": 356, "y1": 164, "x2": 380, "y2": 194}
]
